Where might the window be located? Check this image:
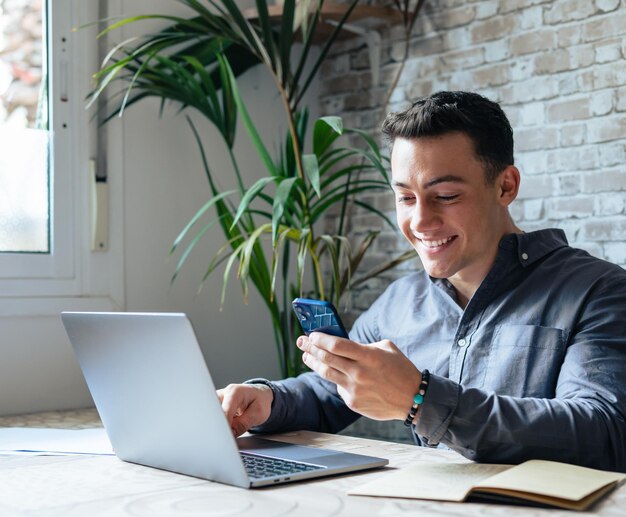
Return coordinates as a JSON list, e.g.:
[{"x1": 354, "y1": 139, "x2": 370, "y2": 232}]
[
  {"x1": 0, "y1": 0, "x2": 49, "y2": 253},
  {"x1": 0, "y1": 1, "x2": 121, "y2": 308}
]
